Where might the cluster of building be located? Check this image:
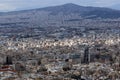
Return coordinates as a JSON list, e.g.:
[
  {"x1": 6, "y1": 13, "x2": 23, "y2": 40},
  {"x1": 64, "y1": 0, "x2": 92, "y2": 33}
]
[
  {"x1": 0, "y1": 37, "x2": 120, "y2": 80},
  {"x1": 0, "y1": 30, "x2": 120, "y2": 80}
]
